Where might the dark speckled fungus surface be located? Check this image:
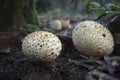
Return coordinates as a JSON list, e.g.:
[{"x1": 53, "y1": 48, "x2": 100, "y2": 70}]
[
  {"x1": 72, "y1": 21, "x2": 114, "y2": 57},
  {"x1": 22, "y1": 31, "x2": 62, "y2": 61}
]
